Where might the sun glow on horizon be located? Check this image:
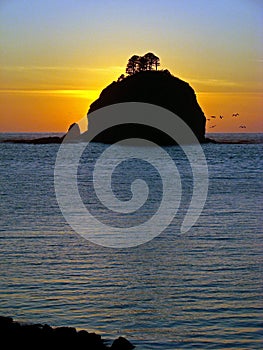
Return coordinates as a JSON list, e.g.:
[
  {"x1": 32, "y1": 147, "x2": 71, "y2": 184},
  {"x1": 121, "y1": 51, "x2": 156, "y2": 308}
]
[
  {"x1": 0, "y1": 89, "x2": 101, "y2": 99},
  {"x1": 0, "y1": 89, "x2": 97, "y2": 133}
]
